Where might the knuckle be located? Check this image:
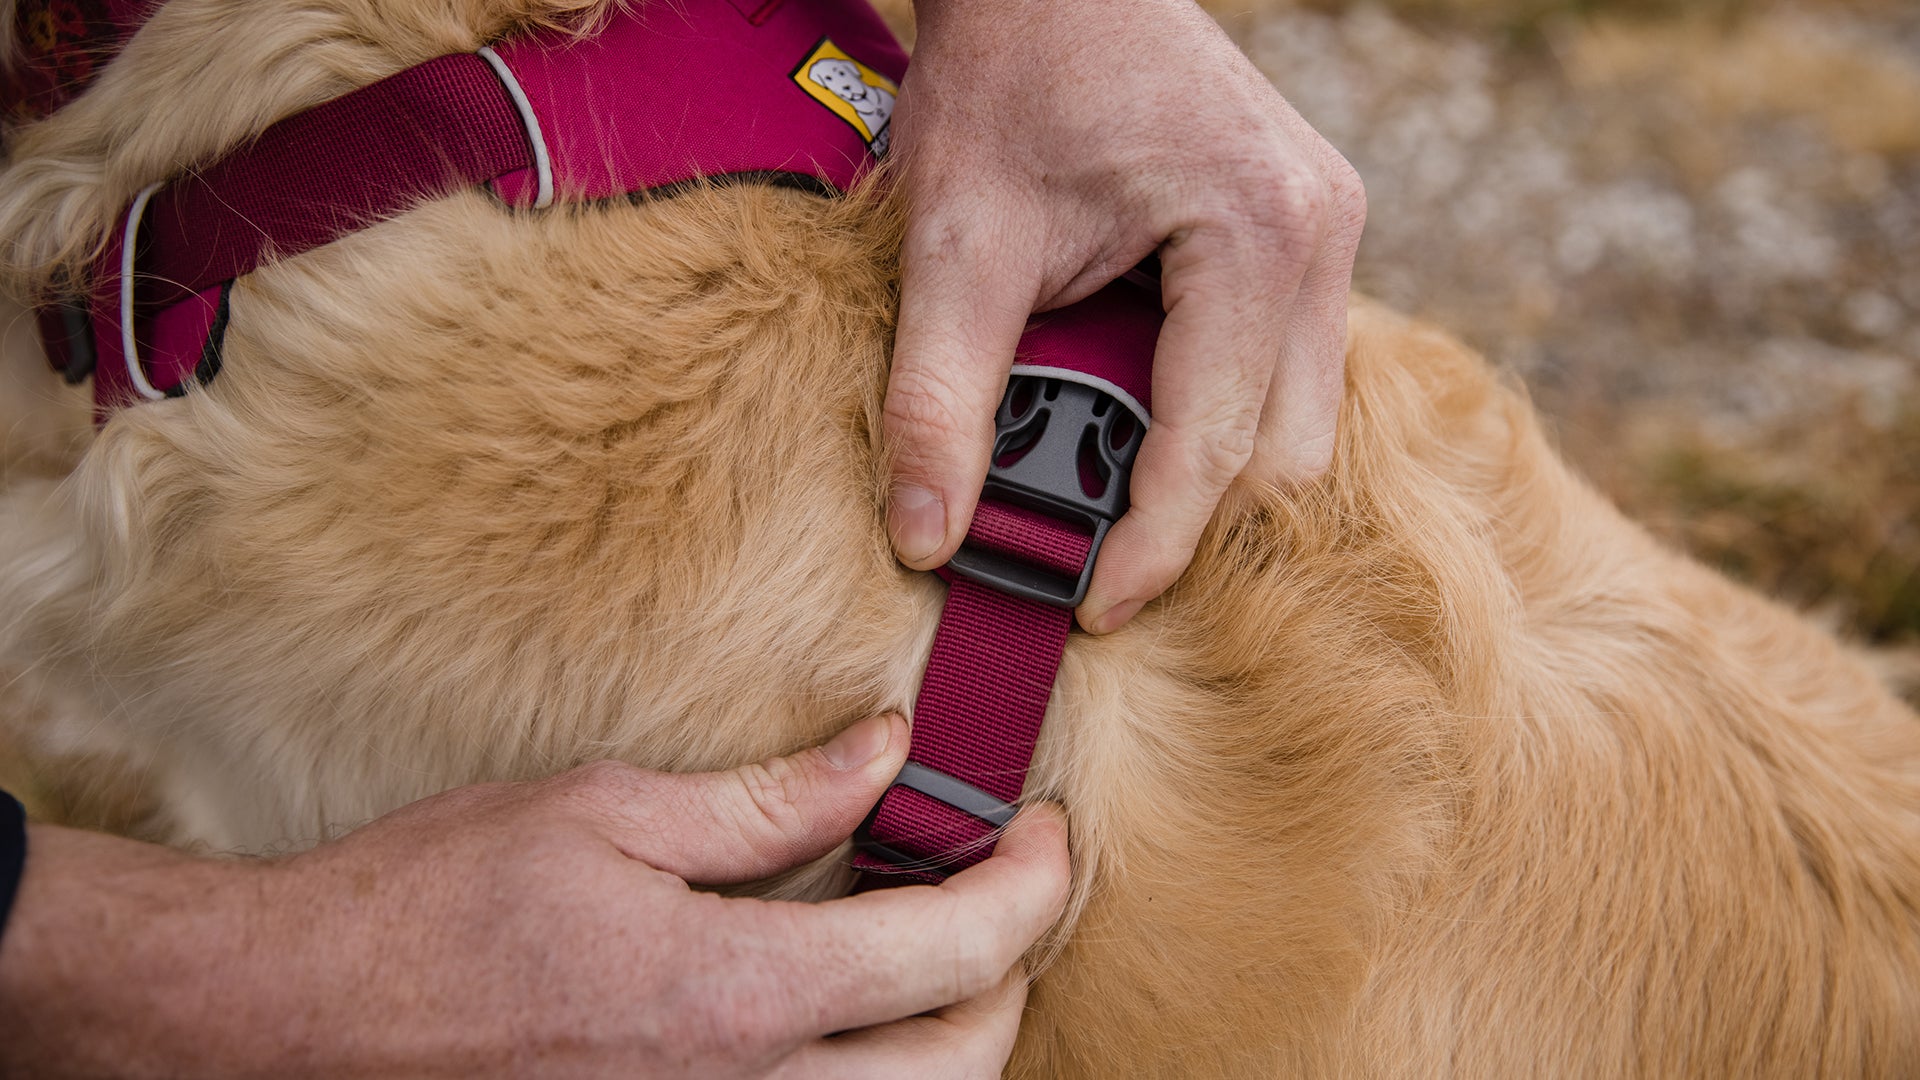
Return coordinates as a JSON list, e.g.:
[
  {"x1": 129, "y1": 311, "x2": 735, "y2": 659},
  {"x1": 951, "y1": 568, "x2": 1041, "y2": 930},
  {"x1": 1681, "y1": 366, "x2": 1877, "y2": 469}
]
[
  {"x1": 908, "y1": 211, "x2": 997, "y2": 269},
  {"x1": 919, "y1": 896, "x2": 984, "y2": 1002},
  {"x1": 1323, "y1": 157, "x2": 1369, "y2": 248},
  {"x1": 1280, "y1": 170, "x2": 1332, "y2": 232},
  {"x1": 884, "y1": 366, "x2": 988, "y2": 451},
  {"x1": 1243, "y1": 159, "x2": 1329, "y2": 236},
  {"x1": 945, "y1": 908, "x2": 1021, "y2": 1003},
  {"x1": 948, "y1": 937, "x2": 1001, "y2": 1006},
  {"x1": 957, "y1": 1009, "x2": 1022, "y2": 1076},
  {"x1": 562, "y1": 759, "x2": 645, "y2": 798},
  {"x1": 1187, "y1": 413, "x2": 1261, "y2": 488},
  {"x1": 1200, "y1": 158, "x2": 1332, "y2": 283},
  {"x1": 540, "y1": 760, "x2": 649, "y2": 818},
  {"x1": 538, "y1": 760, "x2": 658, "y2": 828},
  {"x1": 727, "y1": 758, "x2": 810, "y2": 852}
]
